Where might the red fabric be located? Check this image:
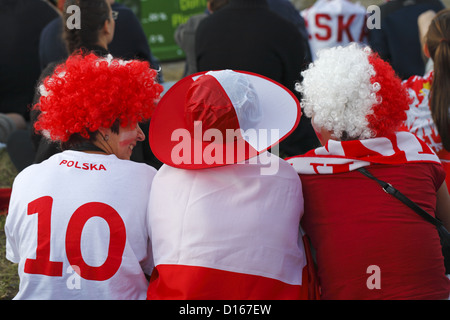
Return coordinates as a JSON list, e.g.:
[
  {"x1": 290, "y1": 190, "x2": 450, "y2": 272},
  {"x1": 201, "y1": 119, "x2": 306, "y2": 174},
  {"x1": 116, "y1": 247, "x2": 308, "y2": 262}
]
[
  {"x1": 300, "y1": 163, "x2": 450, "y2": 300},
  {"x1": 185, "y1": 75, "x2": 240, "y2": 137},
  {"x1": 149, "y1": 72, "x2": 258, "y2": 169},
  {"x1": 440, "y1": 155, "x2": 450, "y2": 191},
  {"x1": 0, "y1": 188, "x2": 11, "y2": 214},
  {"x1": 149, "y1": 70, "x2": 301, "y2": 170},
  {"x1": 147, "y1": 264, "x2": 314, "y2": 300},
  {"x1": 287, "y1": 132, "x2": 441, "y2": 175}
]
